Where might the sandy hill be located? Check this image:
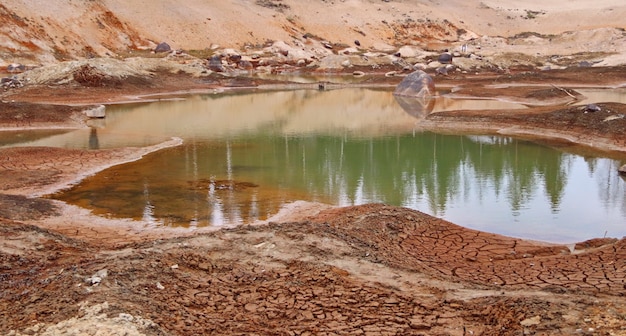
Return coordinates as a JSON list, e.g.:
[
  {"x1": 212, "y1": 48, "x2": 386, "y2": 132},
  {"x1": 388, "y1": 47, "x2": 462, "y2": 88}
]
[{"x1": 1, "y1": 0, "x2": 625, "y2": 66}]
